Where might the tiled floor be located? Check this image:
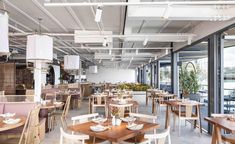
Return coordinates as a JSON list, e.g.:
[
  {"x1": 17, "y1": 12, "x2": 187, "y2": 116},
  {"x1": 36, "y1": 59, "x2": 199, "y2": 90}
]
[{"x1": 42, "y1": 94, "x2": 211, "y2": 144}]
